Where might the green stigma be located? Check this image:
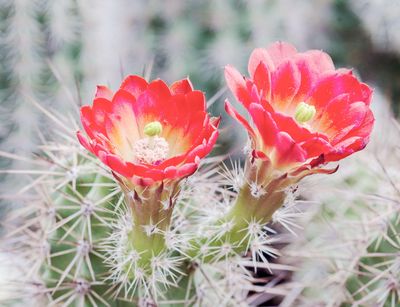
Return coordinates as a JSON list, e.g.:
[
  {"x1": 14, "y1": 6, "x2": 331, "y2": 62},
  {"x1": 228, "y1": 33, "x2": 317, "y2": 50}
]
[
  {"x1": 294, "y1": 102, "x2": 316, "y2": 123},
  {"x1": 144, "y1": 121, "x2": 163, "y2": 137}
]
